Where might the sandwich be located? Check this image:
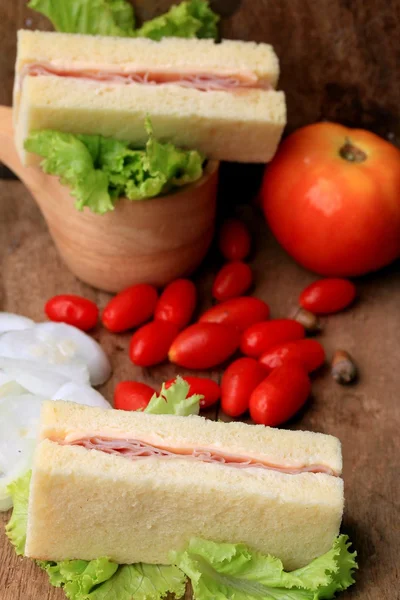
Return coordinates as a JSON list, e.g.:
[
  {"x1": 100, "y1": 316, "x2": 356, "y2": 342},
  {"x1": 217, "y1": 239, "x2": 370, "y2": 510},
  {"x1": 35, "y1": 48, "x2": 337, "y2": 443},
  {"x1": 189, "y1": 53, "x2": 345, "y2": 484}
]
[
  {"x1": 25, "y1": 400, "x2": 344, "y2": 571},
  {"x1": 14, "y1": 30, "x2": 286, "y2": 166}
]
